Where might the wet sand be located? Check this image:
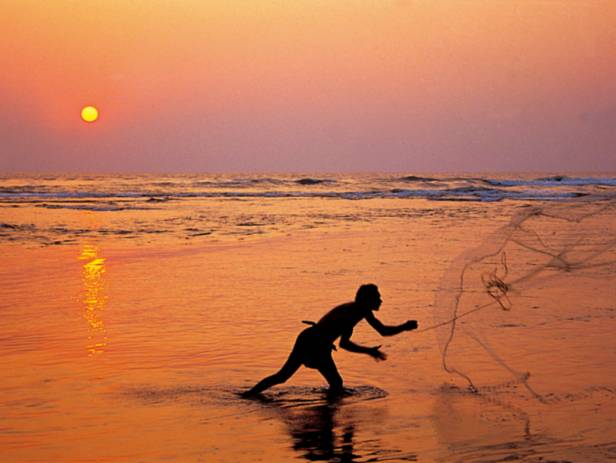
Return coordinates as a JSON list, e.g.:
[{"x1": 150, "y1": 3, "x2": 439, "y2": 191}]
[{"x1": 1, "y1": 198, "x2": 615, "y2": 462}]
